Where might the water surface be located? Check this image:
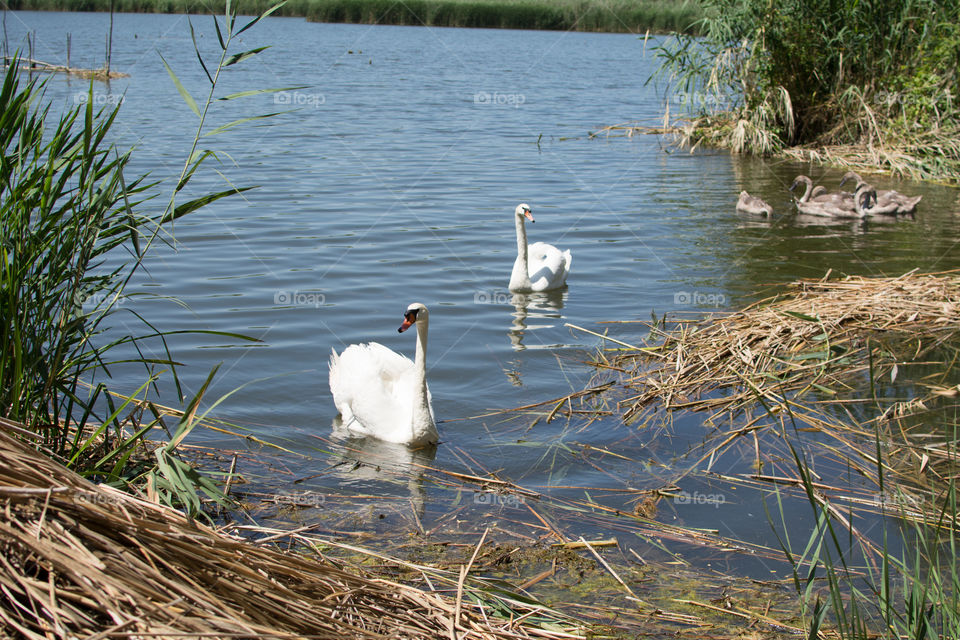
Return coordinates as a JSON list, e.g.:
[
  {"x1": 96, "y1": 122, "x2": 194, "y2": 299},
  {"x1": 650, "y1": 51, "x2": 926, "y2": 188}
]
[{"x1": 9, "y1": 10, "x2": 960, "y2": 576}]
